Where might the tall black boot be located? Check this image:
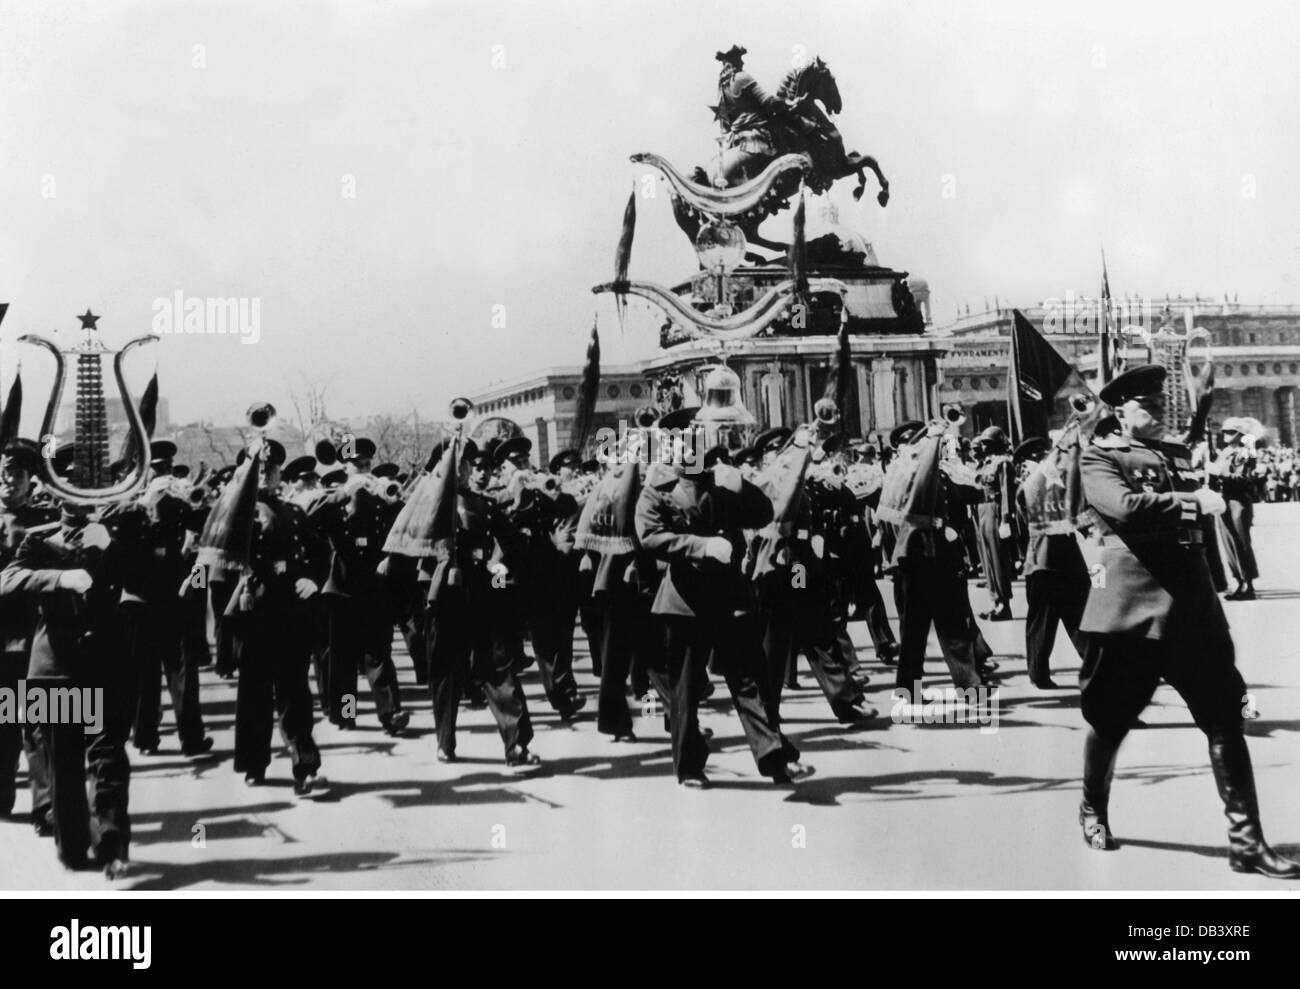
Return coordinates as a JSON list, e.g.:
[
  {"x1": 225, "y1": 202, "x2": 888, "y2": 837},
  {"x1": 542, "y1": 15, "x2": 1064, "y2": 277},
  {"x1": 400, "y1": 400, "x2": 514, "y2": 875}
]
[
  {"x1": 1080, "y1": 729, "x2": 1120, "y2": 850},
  {"x1": 1208, "y1": 732, "x2": 1300, "y2": 879}
]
